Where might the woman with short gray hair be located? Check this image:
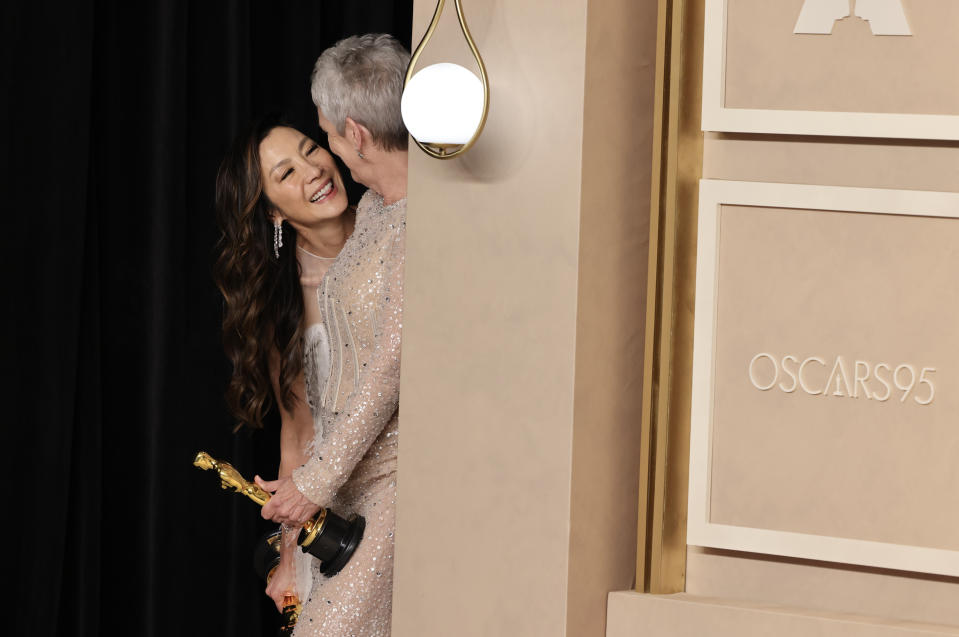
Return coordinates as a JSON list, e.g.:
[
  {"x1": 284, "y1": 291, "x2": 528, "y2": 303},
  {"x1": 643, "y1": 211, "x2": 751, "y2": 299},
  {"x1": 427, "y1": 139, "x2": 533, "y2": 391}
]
[
  {"x1": 257, "y1": 33, "x2": 409, "y2": 637},
  {"x1": 311, "y1": 33, "x2": 409, "y2": 154},
  {"x1": 311, "y1": 33, "x2": 410, "y2": 204}
]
